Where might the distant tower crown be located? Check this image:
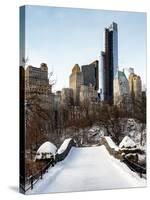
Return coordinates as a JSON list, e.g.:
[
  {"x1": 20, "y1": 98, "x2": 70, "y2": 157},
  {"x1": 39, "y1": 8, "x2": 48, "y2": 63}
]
[
  {"x1": 72, "y1": 64, "x2": 80, "y2": 73},
  {"x1": 40, "y1": 63, "x2": 48, "y2": 71},
  {"x1": 109, "y1": 22, "x2": 118, "y2": 31}
]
